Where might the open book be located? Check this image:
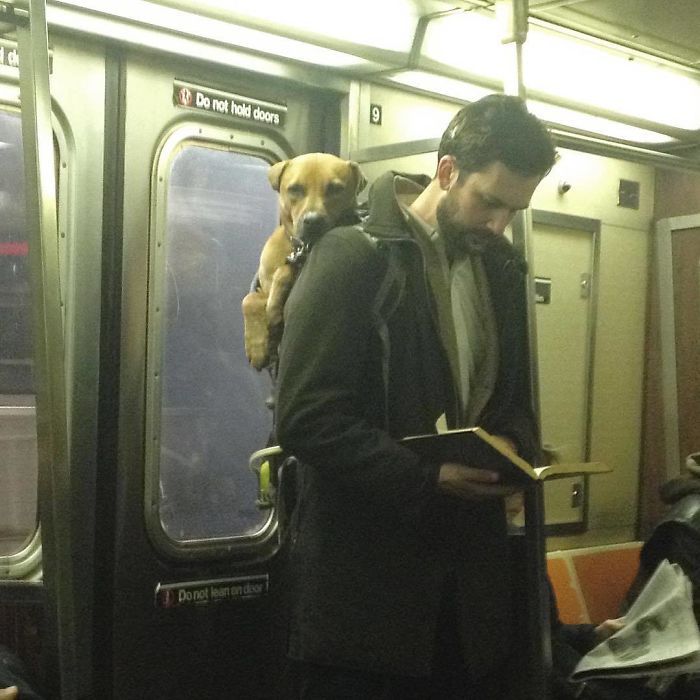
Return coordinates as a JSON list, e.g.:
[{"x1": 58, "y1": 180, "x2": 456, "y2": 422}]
[
  {"x1": 571, "y1": 559, "x2": 700, "y2": 682},
  {"x1": 400, "y1": 427, "x2": 609, "y2": 486}
]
